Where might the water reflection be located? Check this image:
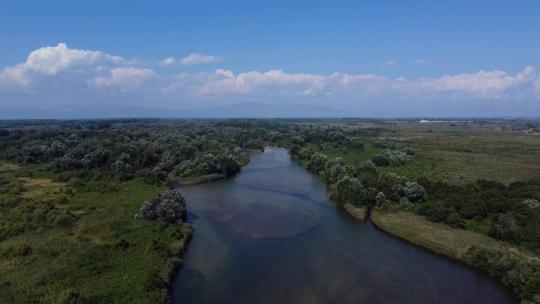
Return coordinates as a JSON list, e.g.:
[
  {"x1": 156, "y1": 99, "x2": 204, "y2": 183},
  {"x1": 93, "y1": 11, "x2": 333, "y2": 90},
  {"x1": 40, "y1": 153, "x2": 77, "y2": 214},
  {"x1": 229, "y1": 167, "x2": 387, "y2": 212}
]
[{"x1": 171, "y1": 147, "x2": 517, "y2": 304}]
